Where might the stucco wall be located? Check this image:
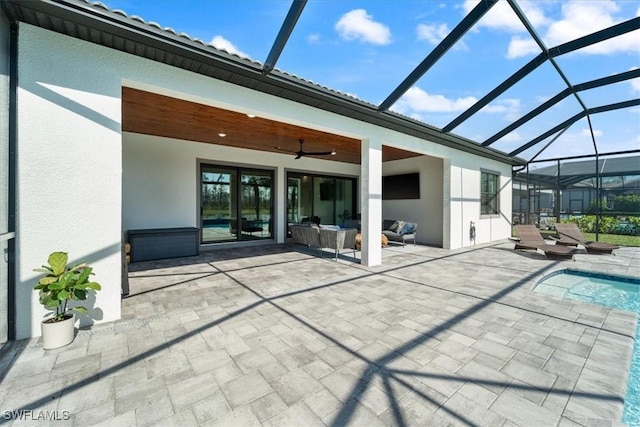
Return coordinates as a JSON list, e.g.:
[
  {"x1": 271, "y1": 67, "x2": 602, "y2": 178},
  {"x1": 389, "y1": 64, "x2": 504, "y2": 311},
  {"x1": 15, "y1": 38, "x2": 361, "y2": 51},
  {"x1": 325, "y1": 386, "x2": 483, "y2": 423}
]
[
  {"x1": 123, "y1": 132, "x2": 360, "y2": 239},
  {"x1": 0, "y1": 9, "x2": 10, "y2": 343},
  {"x1": 15, "y1": 23, "x2": 513, "y2": 337},
  {"x1": 448, "y1": 156, "x2": 513, "y2": 249},
  {"x1": 382, "y1": 156, "x2": 444, "y2": 246},
  {"x1": 16, "y1": 25, "x2": 123, "y2": 338}
]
